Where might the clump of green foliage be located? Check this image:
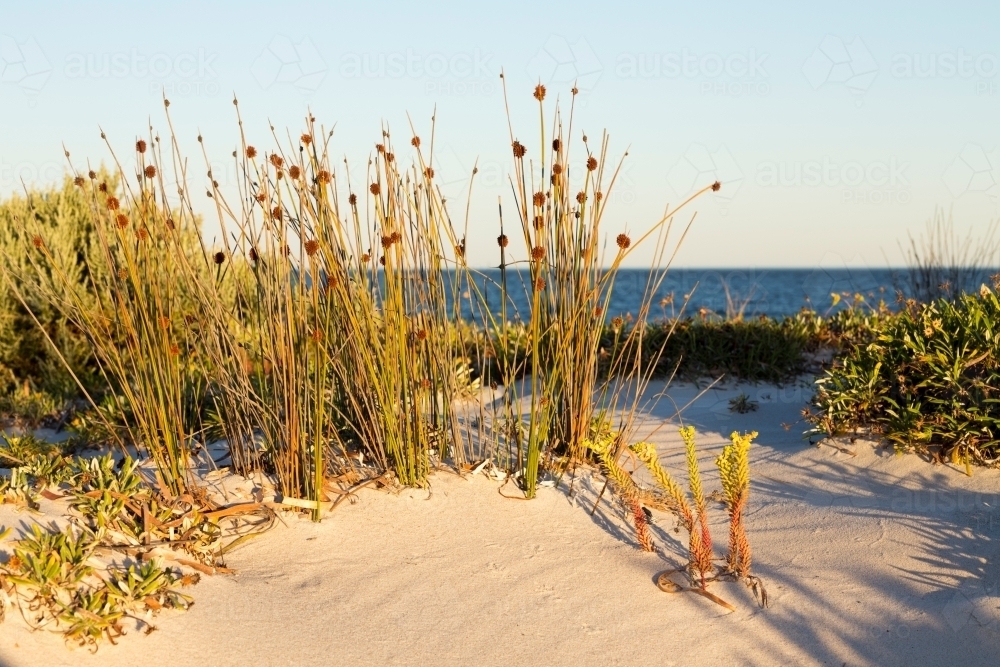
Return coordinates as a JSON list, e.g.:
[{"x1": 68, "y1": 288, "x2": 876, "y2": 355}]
[{"x1": 808, "y1": 282, "x2": 1000, "y2": 470}]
